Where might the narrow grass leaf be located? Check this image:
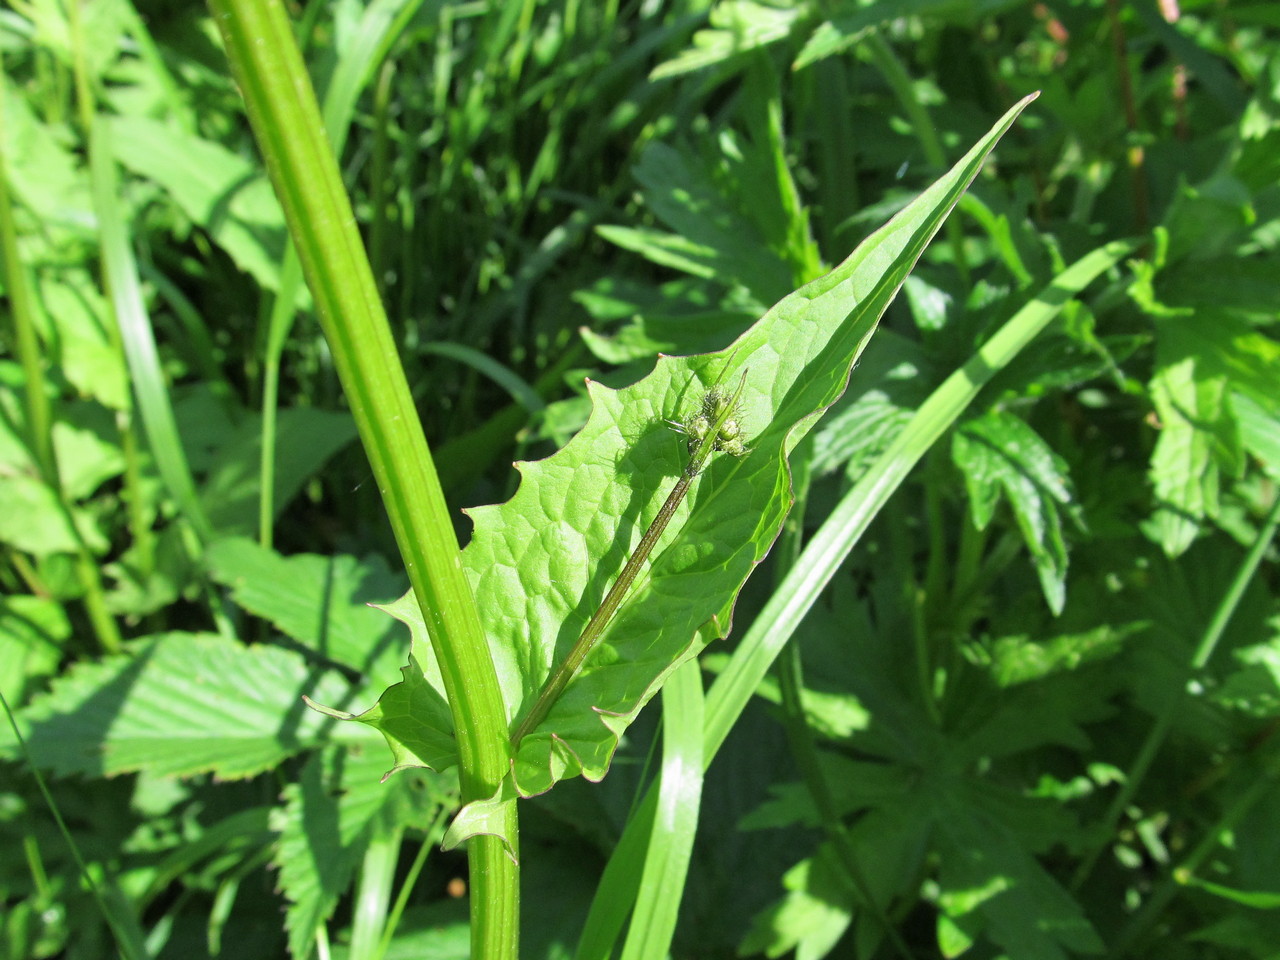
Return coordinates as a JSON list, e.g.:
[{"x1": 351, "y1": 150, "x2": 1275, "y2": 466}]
[
  {"x1": 90, "y1": 117, "x2": 213, "y2": 542},
  {"x1": 619, "y1": 659, "x2": 704, "y2": 960}
]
